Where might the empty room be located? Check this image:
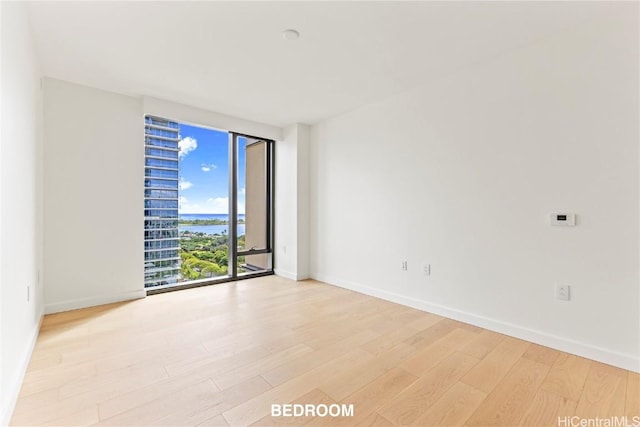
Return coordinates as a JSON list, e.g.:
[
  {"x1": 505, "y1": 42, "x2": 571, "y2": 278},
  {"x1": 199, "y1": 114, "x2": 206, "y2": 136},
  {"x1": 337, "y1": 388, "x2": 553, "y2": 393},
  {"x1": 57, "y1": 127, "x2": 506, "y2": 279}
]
[{"x1": 1, "y1": 1, "x2": 638, "y2": 426}]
